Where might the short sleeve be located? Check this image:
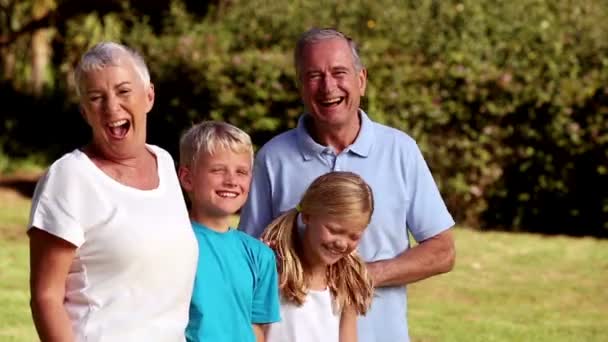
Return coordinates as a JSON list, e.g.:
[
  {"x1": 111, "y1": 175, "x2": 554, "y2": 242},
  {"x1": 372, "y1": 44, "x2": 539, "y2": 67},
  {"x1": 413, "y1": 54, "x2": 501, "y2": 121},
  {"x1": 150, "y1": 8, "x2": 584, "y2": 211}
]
[
  {"x1": 28, "y1": 159, "x2": 86, "y2": 247},
  {"x1": 239, "y1": 153, "x2": 274, "y2": 238},
  {"x1": 251, "y1": 244, "x2": 281, "y2": 324},
  {"x1": 405, "y1": 143, "x2": 455, "y2": 242}
]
